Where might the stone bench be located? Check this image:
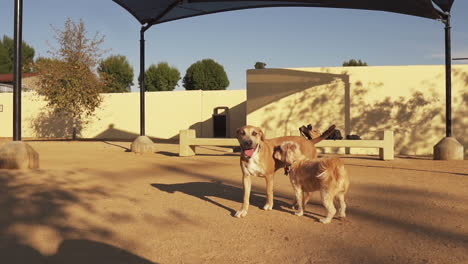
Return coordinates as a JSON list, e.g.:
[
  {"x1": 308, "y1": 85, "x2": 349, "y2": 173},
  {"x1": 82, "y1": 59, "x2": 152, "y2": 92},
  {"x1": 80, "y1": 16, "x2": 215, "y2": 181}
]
[{"x1": 179, "y1": 129, "x2": 394, "y2": 160}]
